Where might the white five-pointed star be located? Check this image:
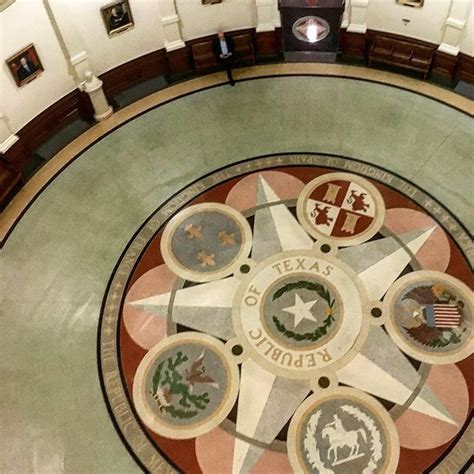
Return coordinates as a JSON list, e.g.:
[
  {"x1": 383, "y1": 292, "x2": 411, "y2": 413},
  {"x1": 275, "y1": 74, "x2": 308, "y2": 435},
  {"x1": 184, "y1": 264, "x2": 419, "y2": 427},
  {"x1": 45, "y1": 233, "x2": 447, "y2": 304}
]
[{"x1": 282, "y1": 293, "x2": 318, "y2": 327}]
